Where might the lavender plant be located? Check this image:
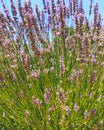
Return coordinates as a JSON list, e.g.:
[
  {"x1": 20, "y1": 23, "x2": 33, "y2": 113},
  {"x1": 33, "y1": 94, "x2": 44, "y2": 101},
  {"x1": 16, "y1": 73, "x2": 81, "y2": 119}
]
[{"x1": 0, "y1": 0, "x2": 104, "y2": 129}]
